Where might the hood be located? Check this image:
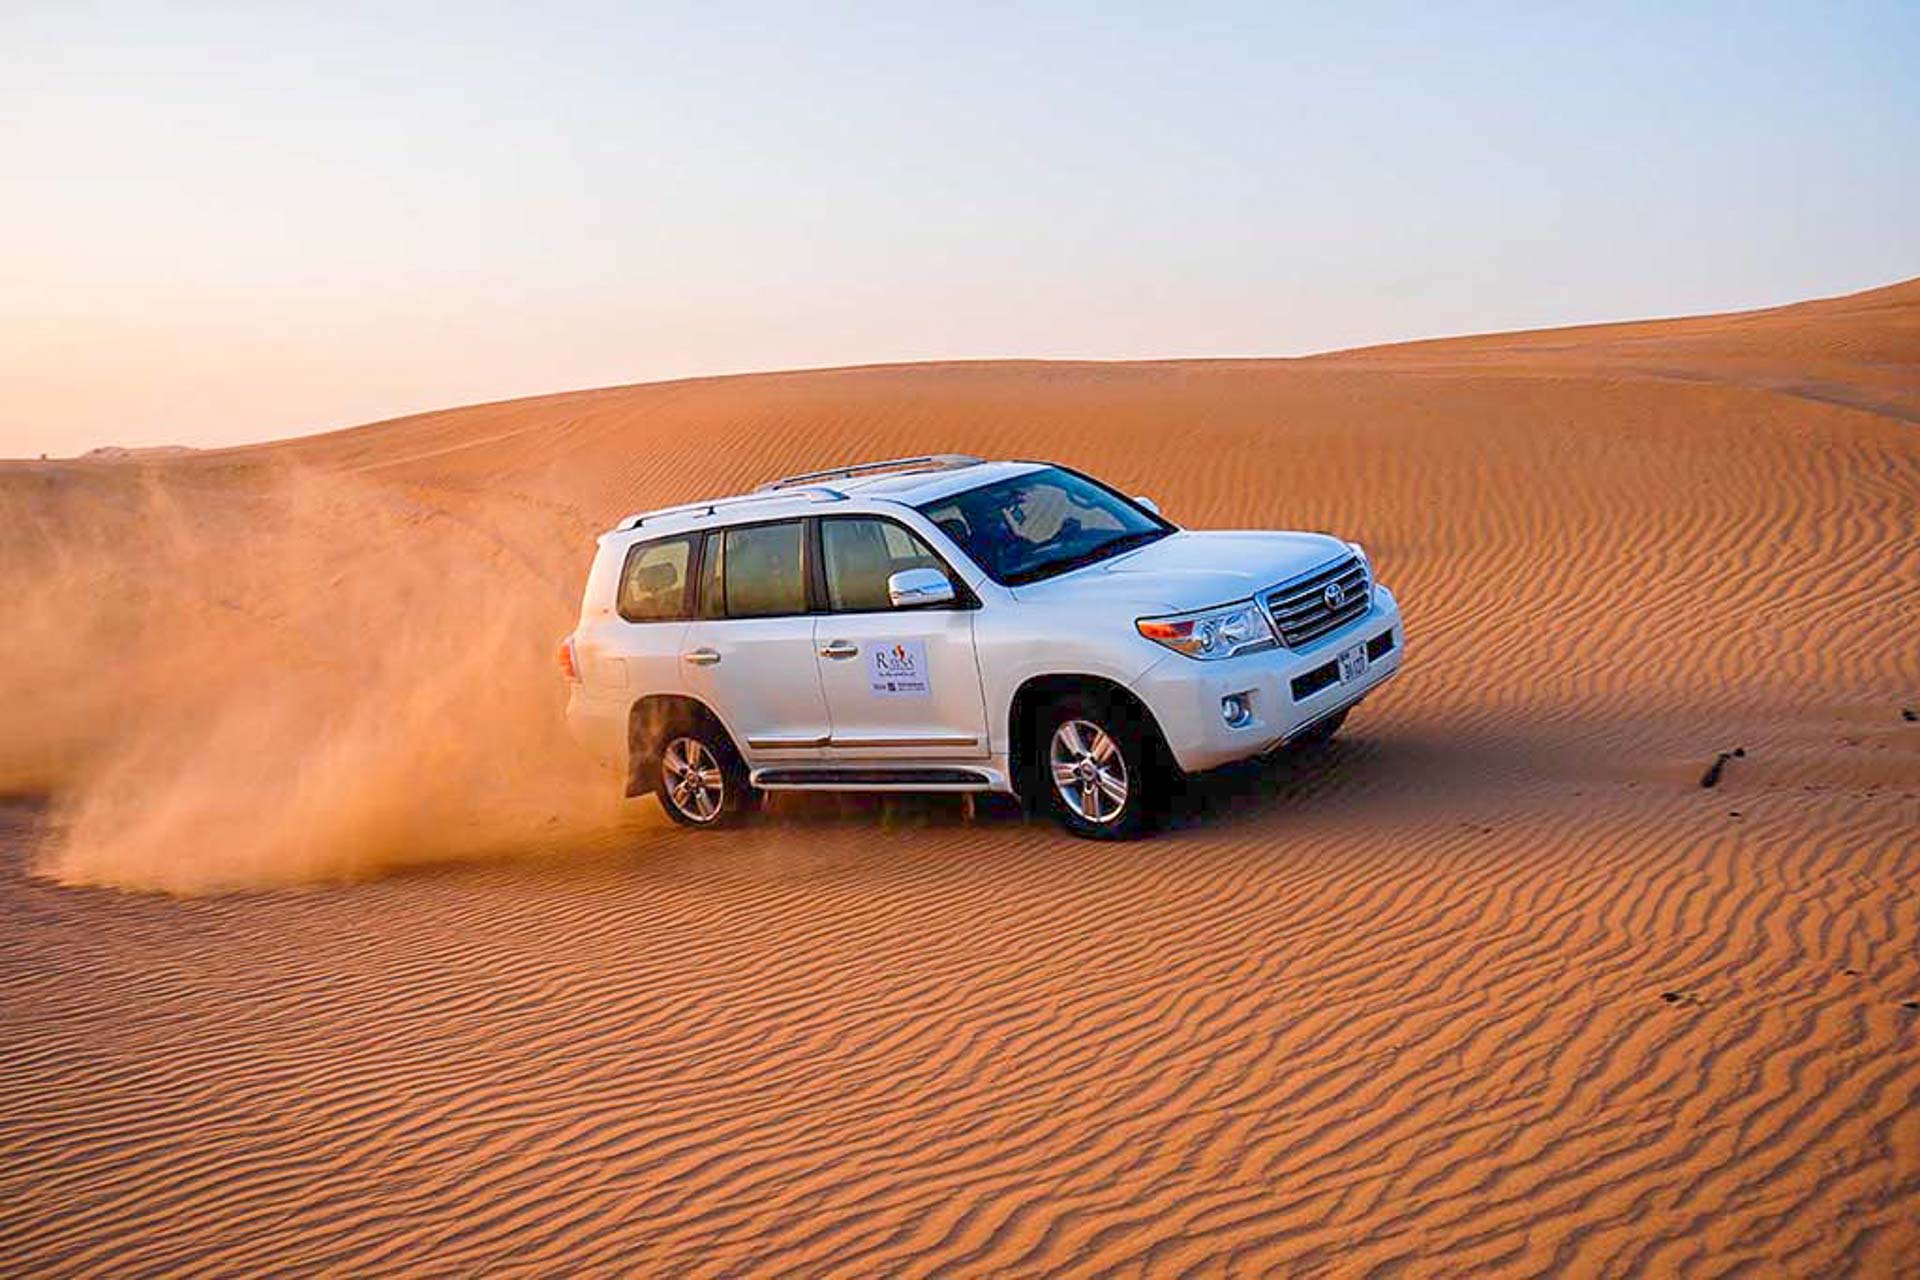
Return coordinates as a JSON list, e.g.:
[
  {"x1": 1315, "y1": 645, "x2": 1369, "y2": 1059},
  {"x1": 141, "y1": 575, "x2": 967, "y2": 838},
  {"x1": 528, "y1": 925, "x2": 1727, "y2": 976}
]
[{"x1": 1011, "y1": 530, "x2": 1351, "y2": 613}]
